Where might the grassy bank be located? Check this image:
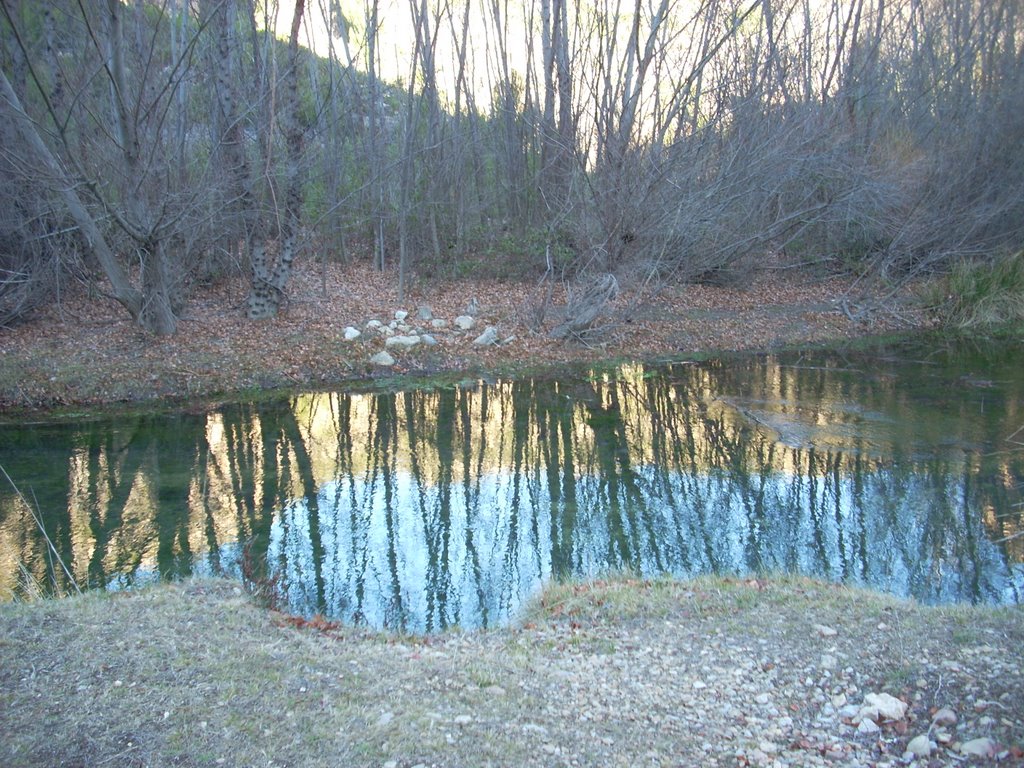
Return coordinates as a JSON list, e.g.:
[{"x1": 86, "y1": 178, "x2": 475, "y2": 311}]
[{"x1": 1, "y1": 577, "x2": 1021, "y2": 767}]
